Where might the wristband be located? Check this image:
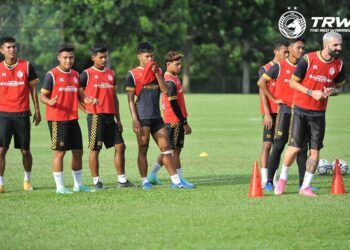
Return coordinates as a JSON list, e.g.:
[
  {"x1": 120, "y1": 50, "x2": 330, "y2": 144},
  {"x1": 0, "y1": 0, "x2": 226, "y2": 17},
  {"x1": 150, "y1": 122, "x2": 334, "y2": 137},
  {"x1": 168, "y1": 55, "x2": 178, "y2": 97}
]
[{"x1": 306, "y1": 89, "x2": 313, "y2": 96}]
